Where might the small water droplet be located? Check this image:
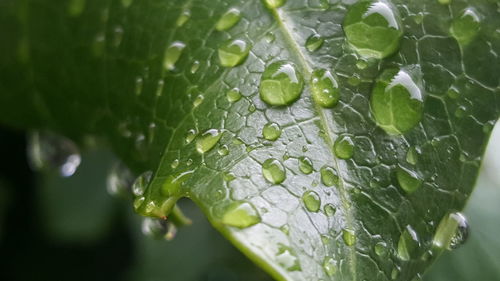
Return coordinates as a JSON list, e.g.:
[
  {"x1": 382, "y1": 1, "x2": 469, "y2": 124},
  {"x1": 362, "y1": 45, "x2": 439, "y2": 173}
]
[
  {"x1": 196, "y1": 129, "x2": 223, "y2": 154},
  {"x1": 302, "y1": 190, "x2": 321, "y2": 212},
  {"x1": 262, "y1": 158, "x2": 286, "y2": 184},
  {"x1": 155, "y1": 79, "x2": 165, "y2": 97},
  {"x1": 447, "y1": 87, "x2": 459, "y2": 99},
  {"x1": 218, "y1": 39, "x2": 251, "y2": 67},
  {"x1": 396, "y1": 166, "x2": 422, "y2": 194},
  {"x1": 454, "y1": 105, "x2": 467, "y2": 118},
  {"x1": 276, "y1": 243, "x2": 301, "y2": 271},
  {"x1": 343, "y1": 0, "x2": 403, "y2": 59},
  {"x1": 107, "y1": 162, "x2": 134, "y2": 198},
  {"x1": 433, "y1": 211, "x2": 469, "y2": 250},
  {"x1": 193, "y1": 94, "x2": 204, "y2": 108},
  {"x1": 259, "y1": 61, "x2": 303, "y2": 106},
  {"x1": 135, "y1": 76, "x2": 143, "y2": 96},
  {"x1": 163, "y1": 41, "x2": 186, "y2": 71},
  {"x1": 223, "y1": 172, "x2": 236, "y2": 182},
  {"x1": 171, "y1": 159, "x2": 179, "y2": 169},
  {"x1": 370, "y1": 67, "x2": 424, "y2": 135},
  {"x1": 324, "y1": 203, "x2": 336, "y2": 216},
  {"x1": 311, "y1": 69, "x2": 340, "y2": 108},
  {"x1": 218, "y1": 145, "x2": 229, "y2": 156},
  {"x1": 121, "y1": 0, "x2": 133, "y2": 8},
  {"x1": 221, "y1": 201, "x2": 261, "y2": 228},
  {"x1": 356, "y1": 60, "x2": 368, "y2": 69},
  {"x1": 298, "y1": 156, "x2": 313, "y2": 174},
  {"x1": 322, "y1": 257, "x2": 337, "y2": 276},
  {"x1": 264, "y1": 0, "x2": 286, "y2": 9},
  {"x1": 334, "y1": 135, "x2": 355, "y2": 159},
  {"x1": 142, "y1": 217, "x2": 176, "y2": 240},
  {"x1": 374, "y1": 241, "x2": 388, "y2": 256},
  {"x1": 190, "y1": 60, "x2": 200, "y2": 74},
  {"x1": 226, "y1": 88, "x2": 242, "y2": 103},
  {"x1": 450, "y1": 8, "x2": 481, "y2": 45},
  {"x1": 262, "y1": 122, "x2": 281, "y2": 141},
  {"x1": 248, "y1": 103, "x2": 256, "y2": 113},
  {"x1": 216, "y1": 8, "x2": 241, "y2": 31},
  {"x1": 265, "y1": 32, "x2": 276, "y2": 43},
  {"x1": 305, "y1": 34, "x2": 324, "y2": 52},
  {"x1": 112, "y1": 25, "x2": 124, "y2": 47},
  {"x1": 391, "y1": 267, "x2": 399, "y2": 280},
  {"x1": 176, "y1": 10, "x2": 191, "y2": 27},
  {"x1": 320, "y1": 166, "x2": 339, "y2": 187},
  {"x1": 342, "y1": 228, "x2": 356, "y2": 246},
  {"x1": 406, "y1": 146, "x2": 418, "y2": 165},
  {"x1": 397, "y1": 225, "x2": 420, "y2": 261}
]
